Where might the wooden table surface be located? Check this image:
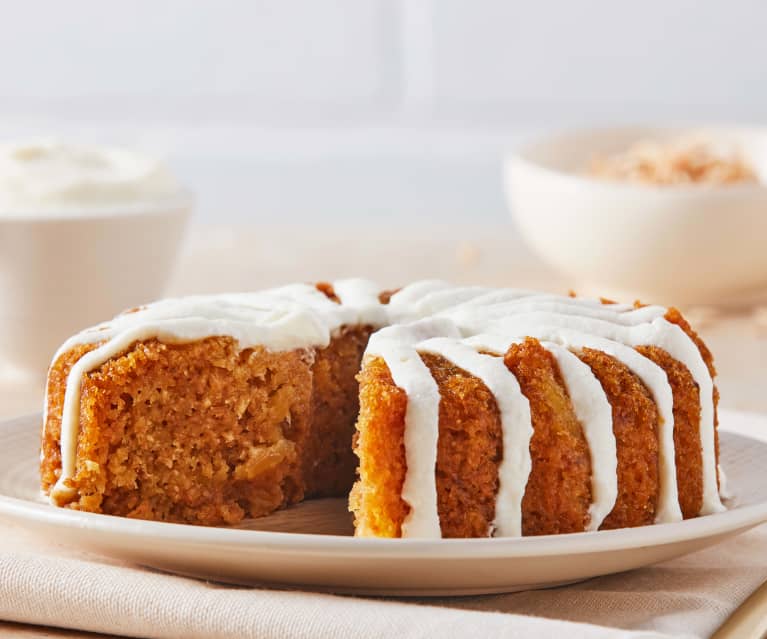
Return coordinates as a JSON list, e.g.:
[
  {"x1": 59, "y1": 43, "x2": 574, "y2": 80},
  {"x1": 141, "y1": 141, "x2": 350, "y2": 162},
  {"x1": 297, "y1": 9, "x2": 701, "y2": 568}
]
[{"x1": 2, "y1": 224, "x2": 766, "y2": 637}]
